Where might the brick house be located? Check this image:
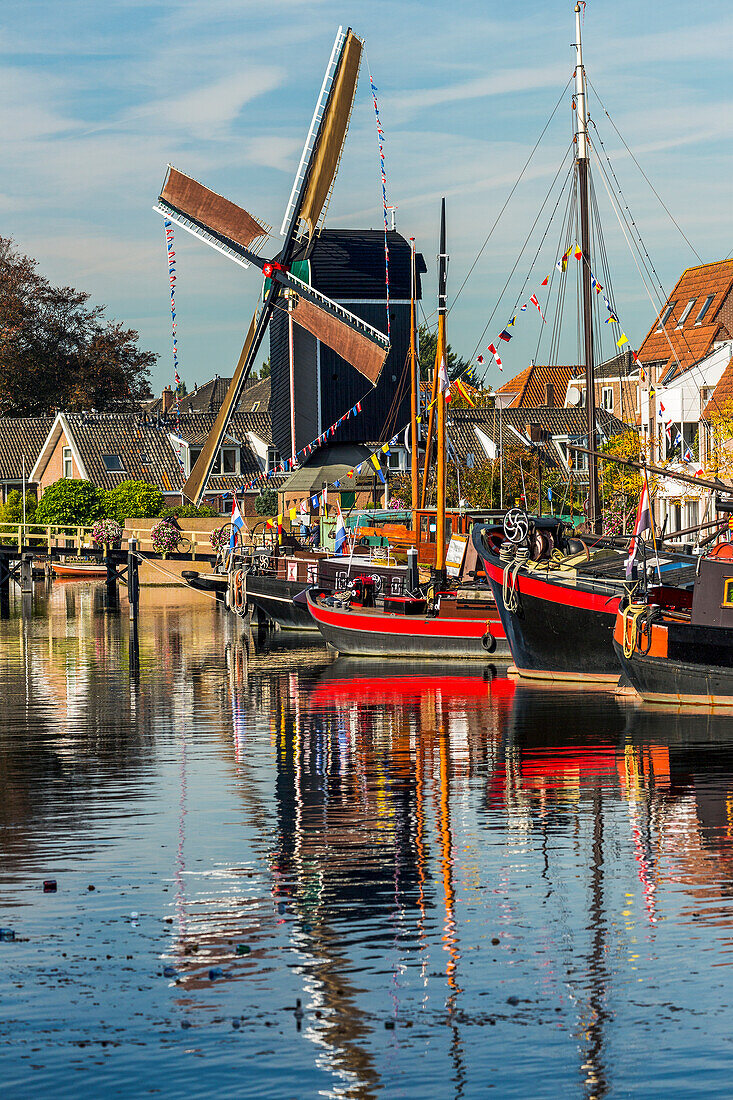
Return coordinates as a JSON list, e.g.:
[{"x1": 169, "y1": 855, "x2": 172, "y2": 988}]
[
  {"x1": 29, "y1": 410, "x2": 278, "y2": 515},
  {"x1": 494, "y1": 363, "x2": 573, "y2": 409},
  {"x1": 0, "y1": 417, "x2": 53, "y2": 502}
]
